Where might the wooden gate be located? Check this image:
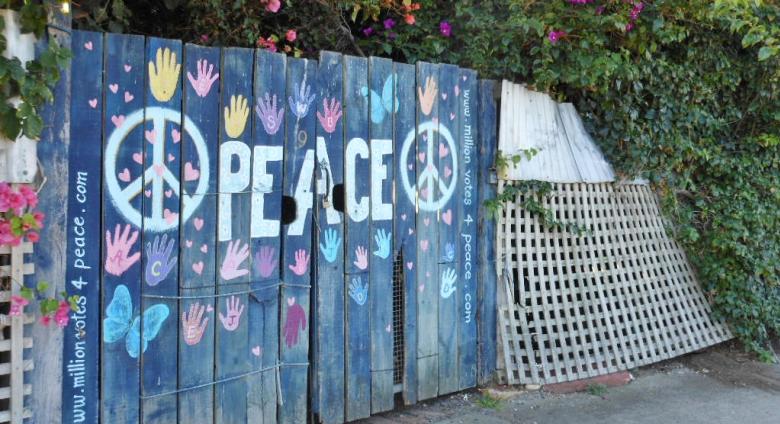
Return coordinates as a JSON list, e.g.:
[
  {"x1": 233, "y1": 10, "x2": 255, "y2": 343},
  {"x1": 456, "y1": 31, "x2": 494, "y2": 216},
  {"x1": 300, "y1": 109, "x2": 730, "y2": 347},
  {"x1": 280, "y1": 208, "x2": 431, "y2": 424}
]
[{"x1": 61, "y1": 30, "x2": 496, "y2": 423}]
